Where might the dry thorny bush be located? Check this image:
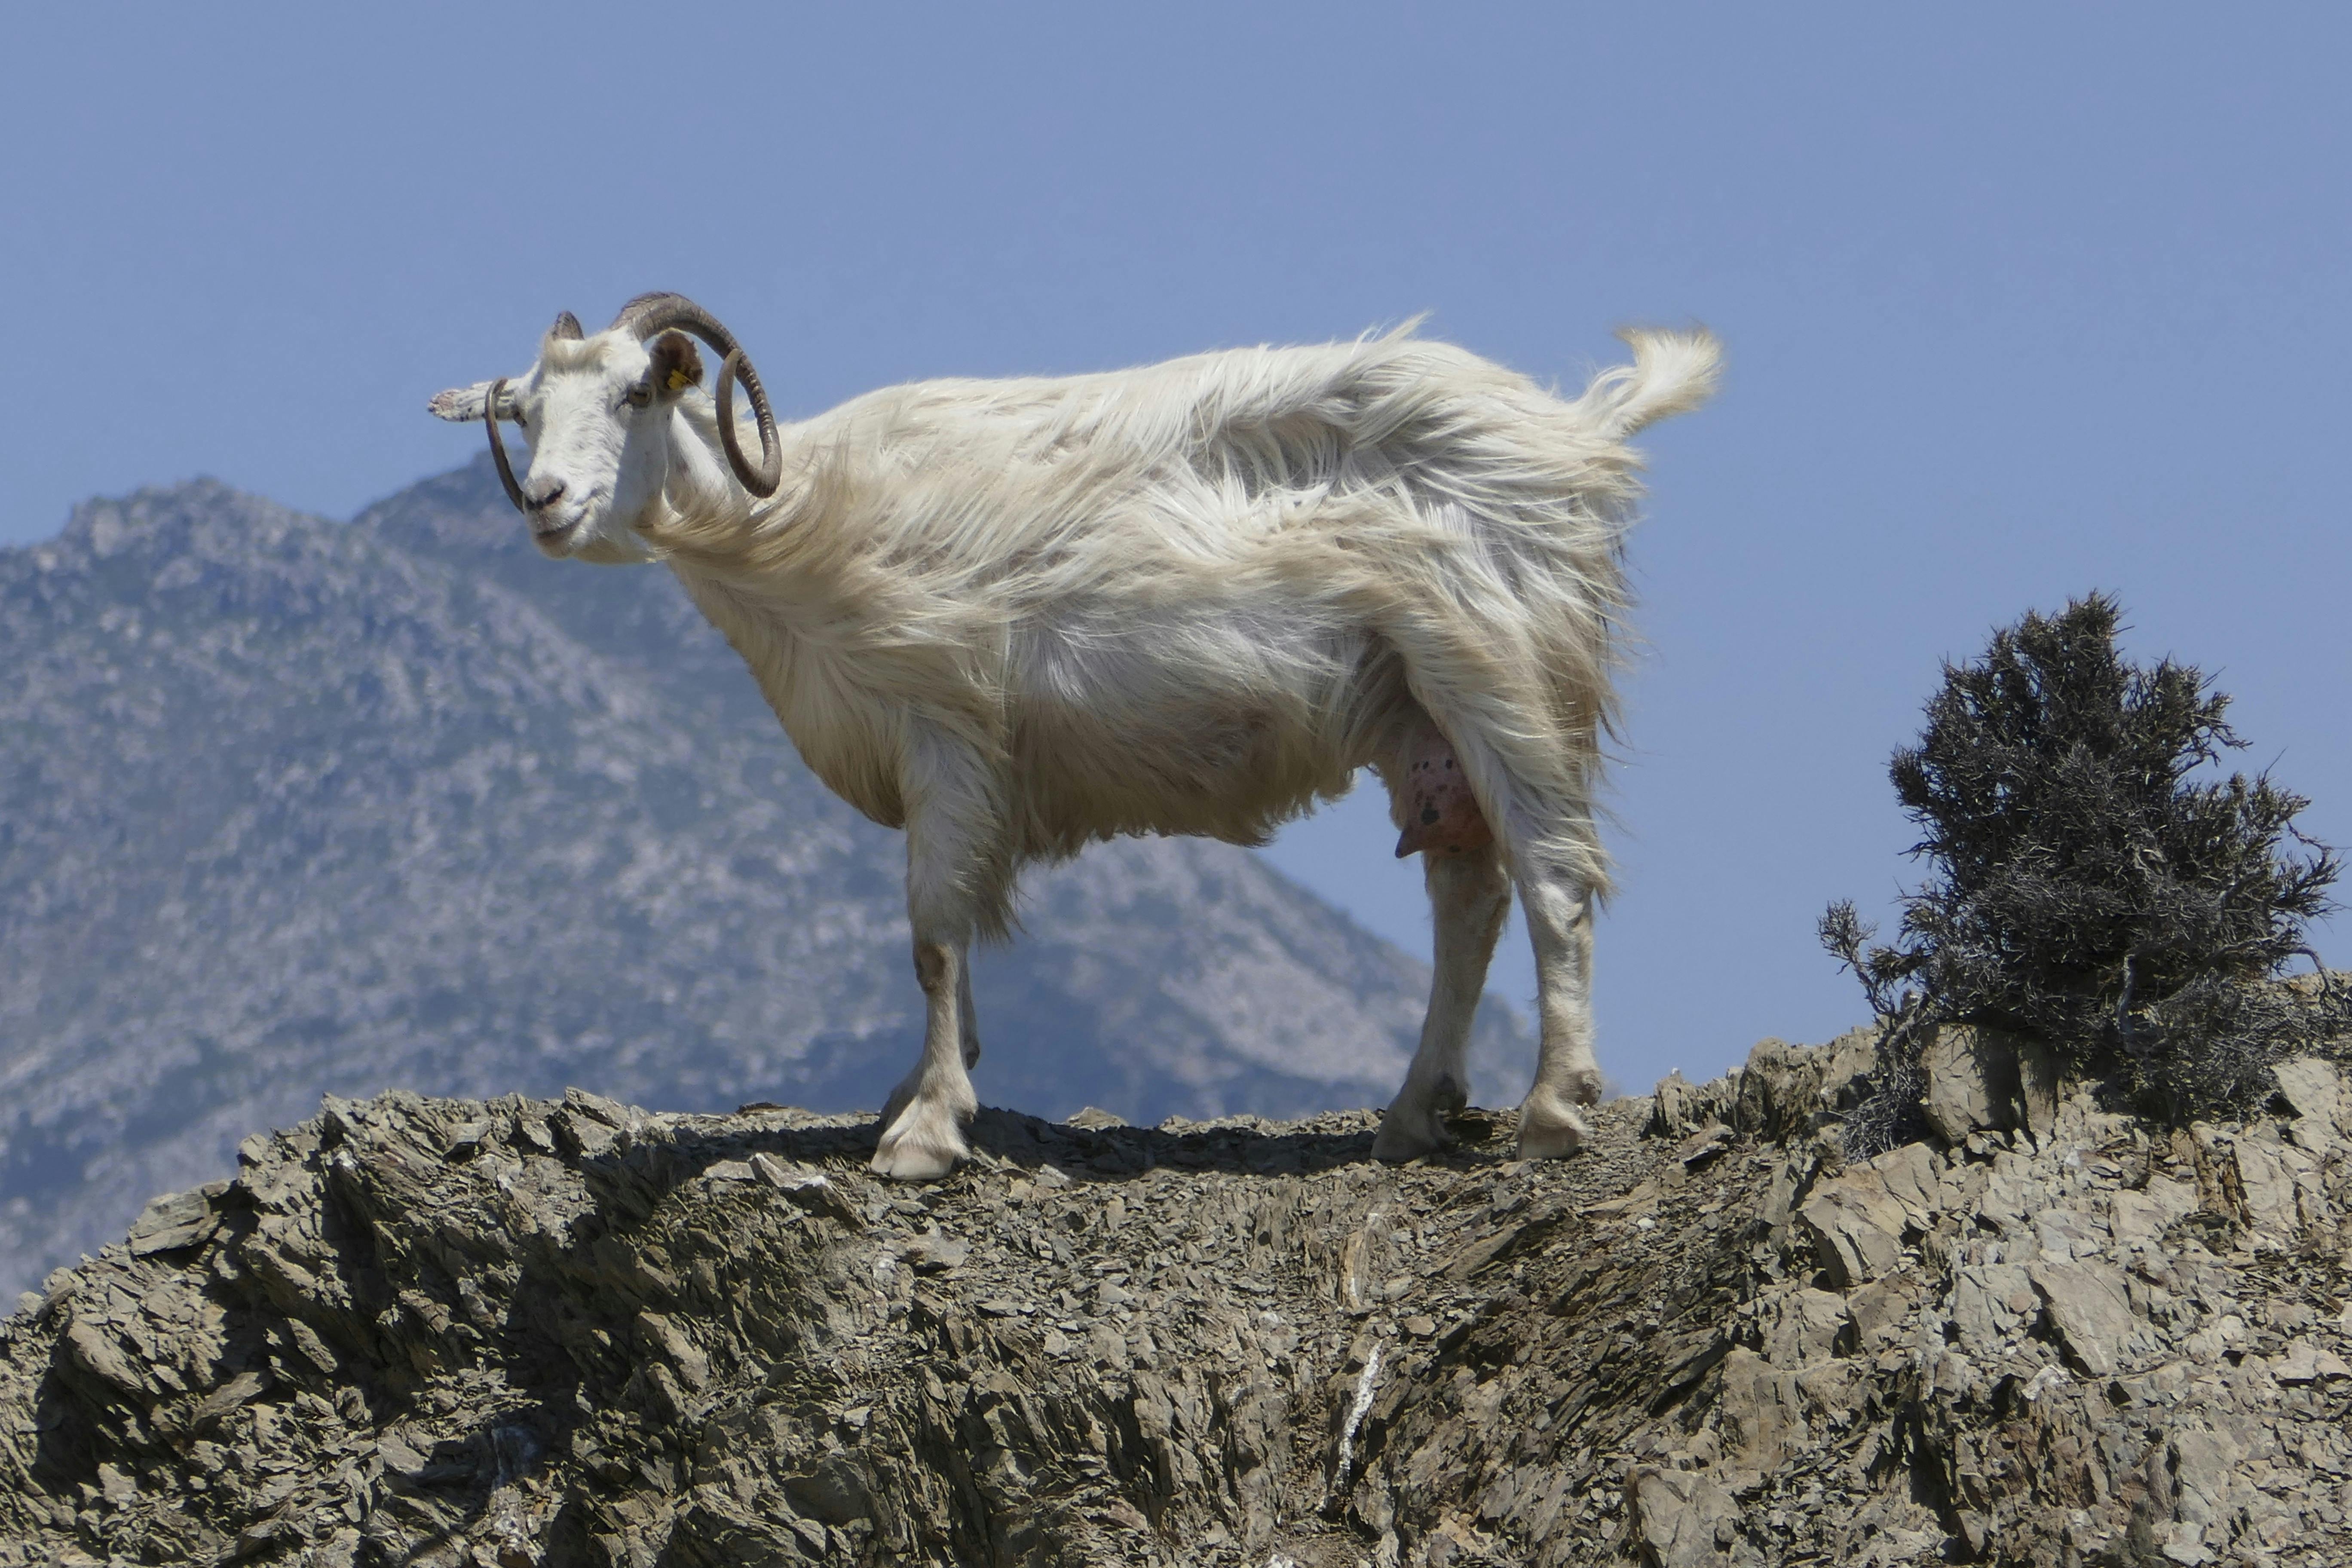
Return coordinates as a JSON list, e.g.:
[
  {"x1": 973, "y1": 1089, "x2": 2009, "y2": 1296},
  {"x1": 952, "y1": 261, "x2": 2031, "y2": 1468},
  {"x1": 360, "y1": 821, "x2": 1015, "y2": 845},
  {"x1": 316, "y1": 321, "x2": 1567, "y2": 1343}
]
[{"x1": 1821, "y1": 593, "x2": 2349, "y2": 1152}]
